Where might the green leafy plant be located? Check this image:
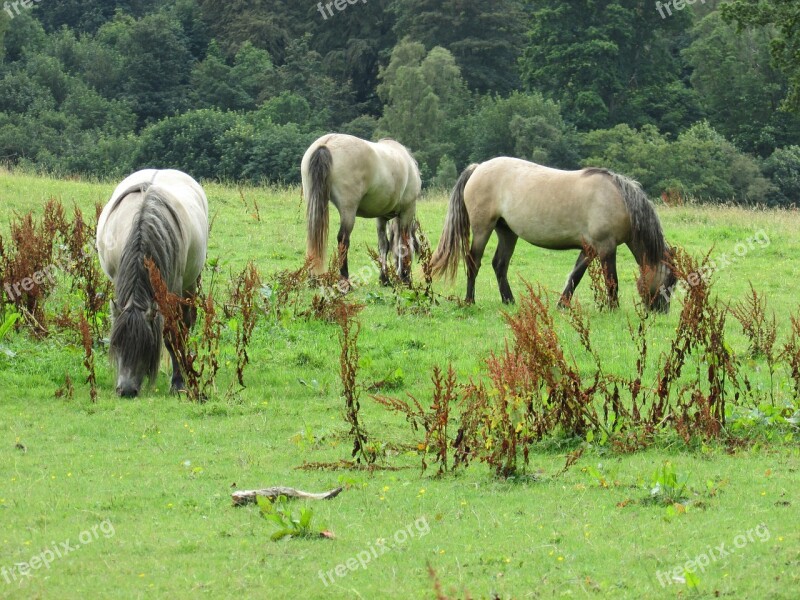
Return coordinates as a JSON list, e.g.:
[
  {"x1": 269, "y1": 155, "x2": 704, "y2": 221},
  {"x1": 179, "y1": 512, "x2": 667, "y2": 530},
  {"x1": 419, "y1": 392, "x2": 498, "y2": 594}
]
[
  {"x1": 582, "y1": 462, "x2": 620, "y2": 489},
  {"x1": 257, "y1": 495, "x2": 325, "y2": 541},
  {"x1": 0, "y1": 310, "x2": 19, "y2": 341},
  {"x1": 648, "y1": 462, "x2": 690, "y2": 505}
]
